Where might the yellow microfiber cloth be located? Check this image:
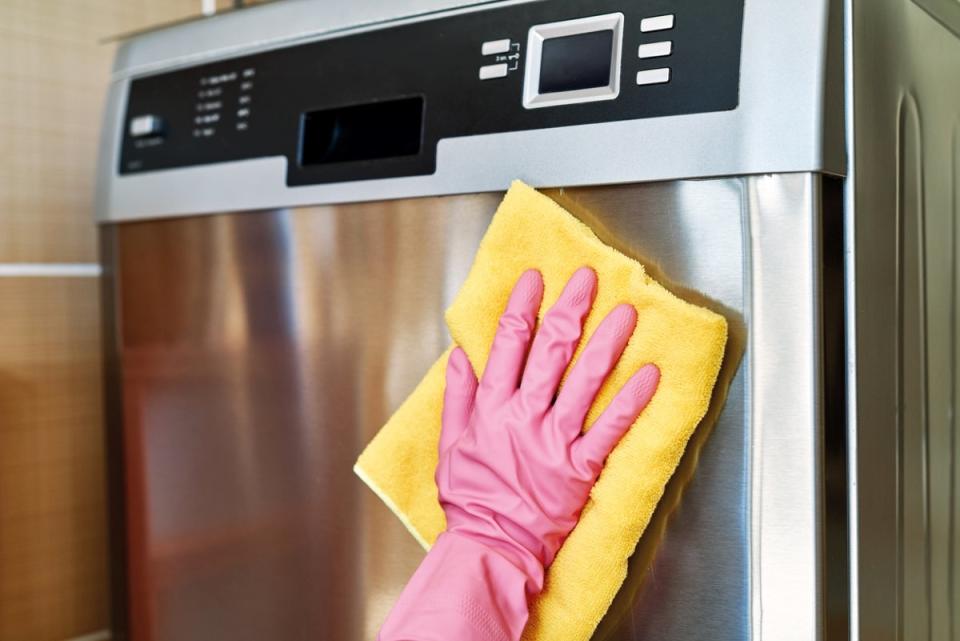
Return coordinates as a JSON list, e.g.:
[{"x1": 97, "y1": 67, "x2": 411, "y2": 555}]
[{"x1": 354, "y1": 181, "x2": 729, "y2": 641}]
